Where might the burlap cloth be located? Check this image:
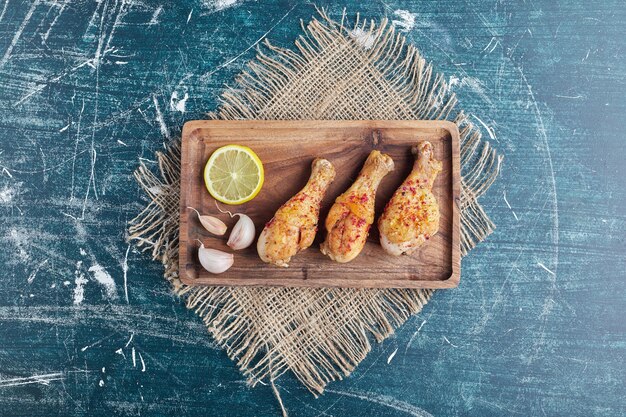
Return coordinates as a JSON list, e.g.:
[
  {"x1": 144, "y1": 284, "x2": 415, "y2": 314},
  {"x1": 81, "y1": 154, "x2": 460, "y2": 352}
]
[{"x1": 129, "y1": 11, "x2": 501, "y2": 396}]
